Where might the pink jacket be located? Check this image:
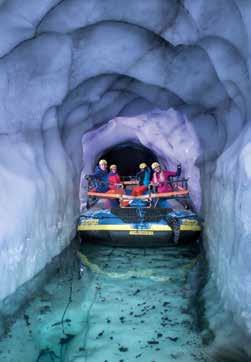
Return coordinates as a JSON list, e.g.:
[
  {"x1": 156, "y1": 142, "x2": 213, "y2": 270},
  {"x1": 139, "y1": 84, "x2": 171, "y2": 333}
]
[{"x1": 152, "y1": 170, "x2": 177, "y2": 193}]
